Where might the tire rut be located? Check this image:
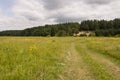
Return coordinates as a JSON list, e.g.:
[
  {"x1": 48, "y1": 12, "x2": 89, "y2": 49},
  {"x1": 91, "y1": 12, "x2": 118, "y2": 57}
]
[
  {"x1": 60, "y1": 43, "x2": 93, "y2": 80},
  {"x1": 86, "y1": 45, "x2": 120, "y2": 80}
]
